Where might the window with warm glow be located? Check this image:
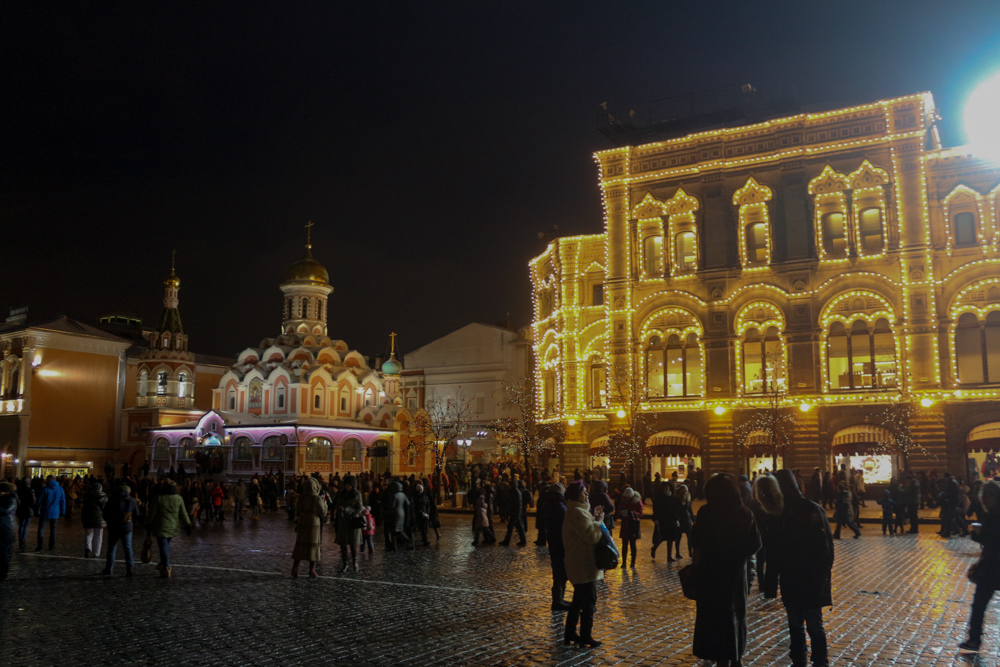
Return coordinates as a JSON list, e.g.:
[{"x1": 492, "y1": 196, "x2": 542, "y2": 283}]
[
  {"x1": 643, "y1": 235, "x2": 663, "y2": 276},
  {"x1": 156, "y1": 372, "x2": 168, "y2": 396},
  {"x1": 746, "y1": 223, "x2": 768, "y2": 264},
  {"x1": 233, "y1": 436, "x2": 252, "y2": 460},
  {"x1": 306, "y1": 437, "x2": 332, "y2": 461},
  {"x1": 342, "y1": 438, "x2": 362, "y2": 462},
  {"x1": 655, "y1": 333, "x2": 702, "y2": 397},
  {"x1": 675, "y1": 231, "x2": 696, "y2": 272},
  {"x1": 742, "y1": 327, "x2": 785, "y2": 394},
  {"x1": 859, "y1": 208, "x2": 883, "y2": 253},
  {"x1": 821, "y1": 212, "x2": 847, "y2": 255},
  {"x1": 589, "y1": 357, "x2": 607, "y2": 406},
  {"x1": 179, "y1": 437, "x2": 196, "y2": 460},
  {"x1": 646, "y1": 337, "x2": 664, "y2": 398},
  {"x1": 828, "y1": 318, "x2": 896, "y2": 389},
  {"x1": 956, "y1": 311, "x2": 1000, "y2": 384},
  {"x1": 263, "y1": 435, "x2": 283, "y2": 461}
]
